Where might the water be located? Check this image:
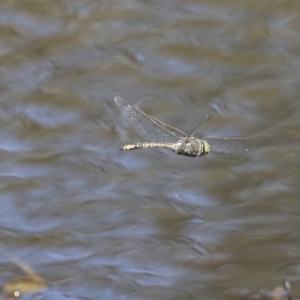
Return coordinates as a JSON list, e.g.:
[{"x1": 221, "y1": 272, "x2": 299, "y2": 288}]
[{"x1": 0, "y1": 1, "x2": 299, "y2": 299}]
